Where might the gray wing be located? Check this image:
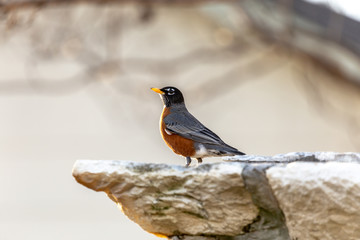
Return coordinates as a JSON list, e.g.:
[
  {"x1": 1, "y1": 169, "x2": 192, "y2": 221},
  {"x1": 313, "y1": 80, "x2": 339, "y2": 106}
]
[{"x1": 163, "y1": 111, "x2": 225, "y2": 145}]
